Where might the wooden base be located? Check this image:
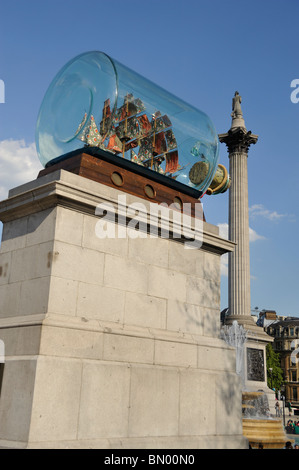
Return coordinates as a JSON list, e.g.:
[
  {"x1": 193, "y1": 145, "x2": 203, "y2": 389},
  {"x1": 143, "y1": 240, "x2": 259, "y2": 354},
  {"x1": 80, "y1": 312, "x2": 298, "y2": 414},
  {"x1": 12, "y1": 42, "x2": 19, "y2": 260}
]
[{"x1": 38, "y1": 152, "x2": 205, "y2": 220}]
